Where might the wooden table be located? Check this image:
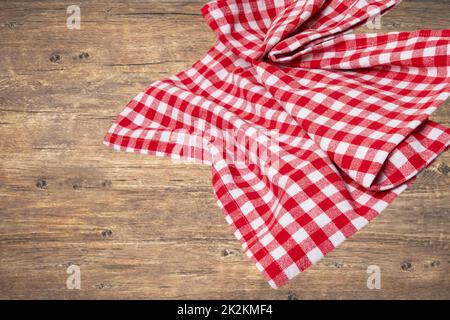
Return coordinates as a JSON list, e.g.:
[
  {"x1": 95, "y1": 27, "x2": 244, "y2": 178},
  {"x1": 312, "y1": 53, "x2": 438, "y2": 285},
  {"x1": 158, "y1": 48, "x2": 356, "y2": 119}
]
[{"x1": 0, "y1": 0, "x2": 449, "y2": 299}]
